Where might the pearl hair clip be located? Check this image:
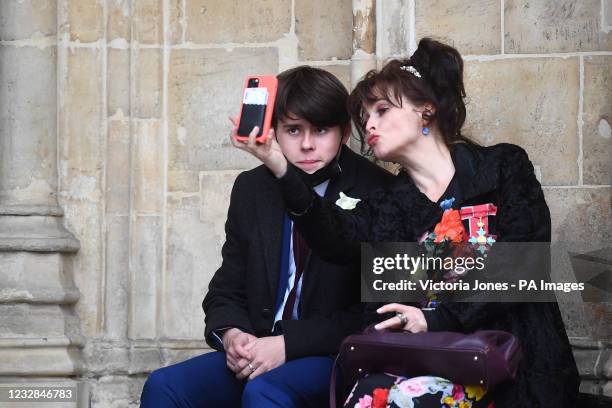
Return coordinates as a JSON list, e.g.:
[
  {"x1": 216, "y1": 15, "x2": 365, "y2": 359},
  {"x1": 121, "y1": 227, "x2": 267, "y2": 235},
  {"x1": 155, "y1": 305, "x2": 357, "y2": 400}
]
[{"x1": 400, "y1": 65, "x2": 422, "y2": 78}]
